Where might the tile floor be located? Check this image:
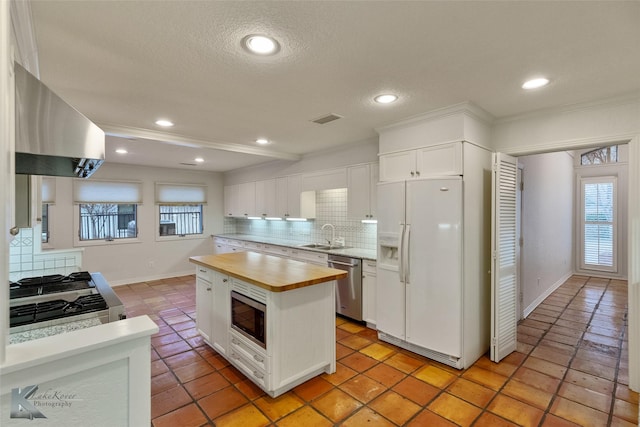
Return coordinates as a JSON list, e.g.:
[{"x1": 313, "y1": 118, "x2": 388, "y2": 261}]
[{"x1": 113, "y1": 275, "x2": 639, "y2": 426}]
